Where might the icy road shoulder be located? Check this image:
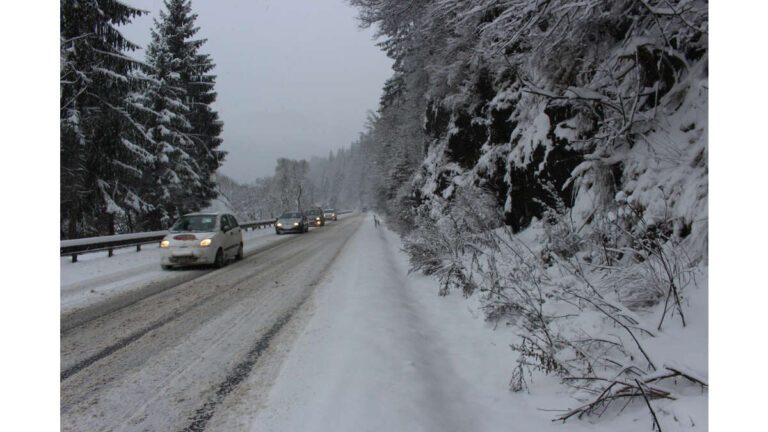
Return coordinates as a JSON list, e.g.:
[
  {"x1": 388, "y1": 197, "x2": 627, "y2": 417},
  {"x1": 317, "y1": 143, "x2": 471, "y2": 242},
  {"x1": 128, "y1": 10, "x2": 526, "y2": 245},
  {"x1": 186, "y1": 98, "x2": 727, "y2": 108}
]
[{"x1": 248, "y1": 216, "x2": 607, "y2": 432}]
